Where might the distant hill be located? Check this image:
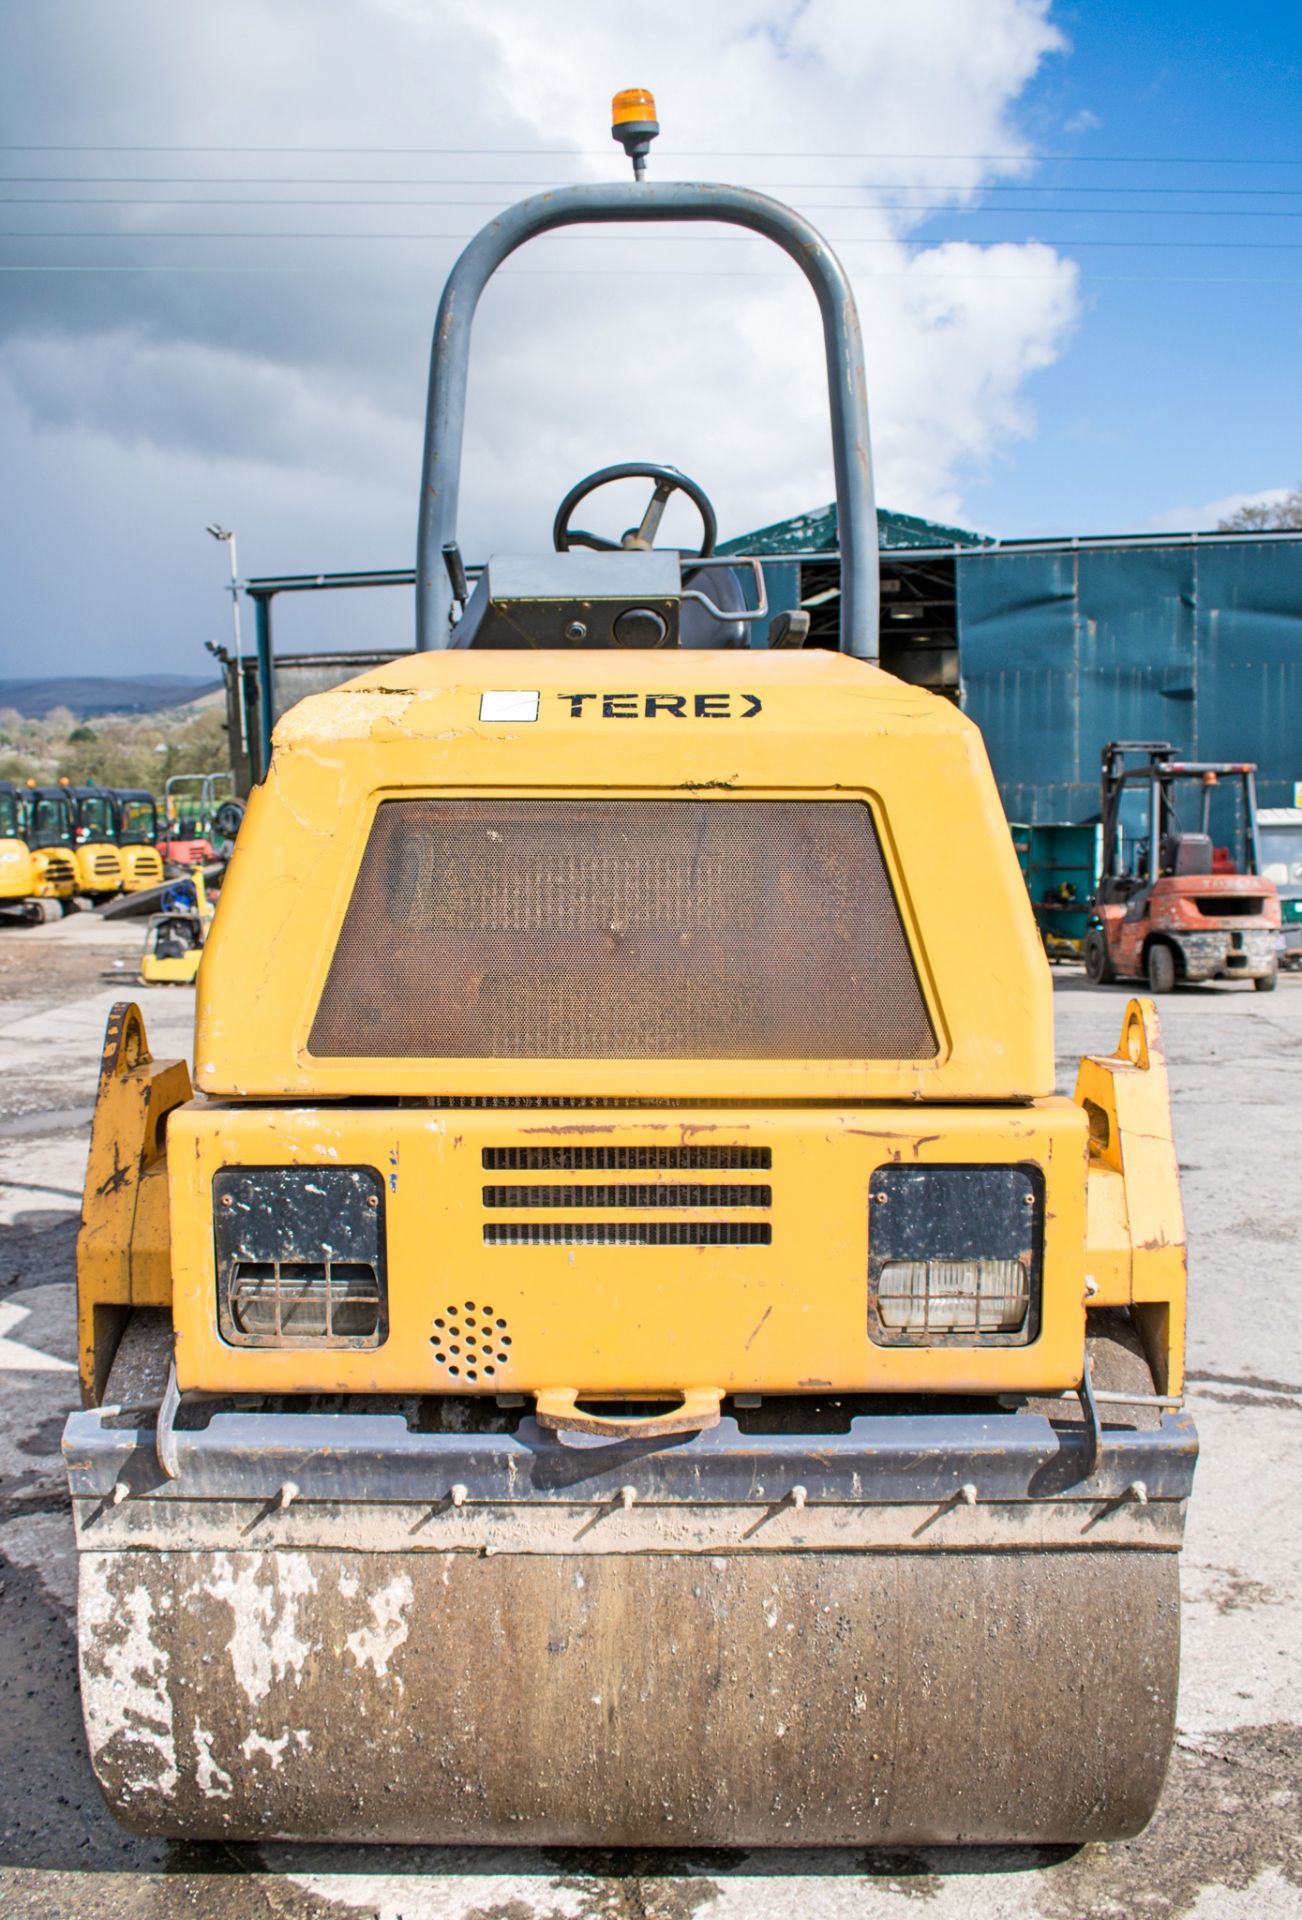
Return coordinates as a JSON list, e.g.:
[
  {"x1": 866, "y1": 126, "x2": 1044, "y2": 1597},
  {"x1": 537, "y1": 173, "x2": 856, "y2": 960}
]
[{"x1": 0, "y1": 674, "x2": 220, "y2": 719}]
